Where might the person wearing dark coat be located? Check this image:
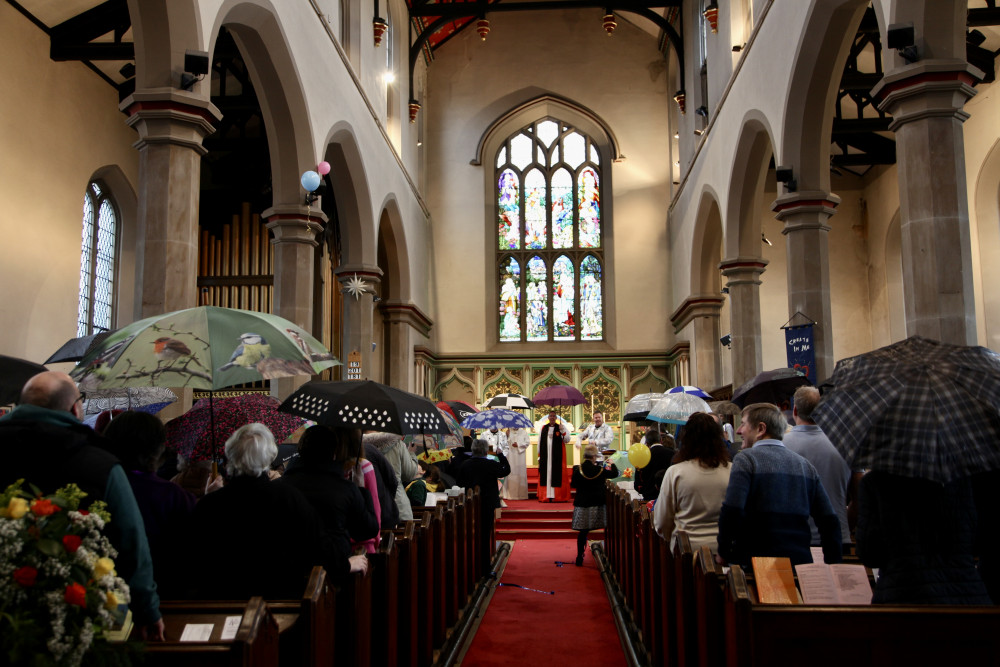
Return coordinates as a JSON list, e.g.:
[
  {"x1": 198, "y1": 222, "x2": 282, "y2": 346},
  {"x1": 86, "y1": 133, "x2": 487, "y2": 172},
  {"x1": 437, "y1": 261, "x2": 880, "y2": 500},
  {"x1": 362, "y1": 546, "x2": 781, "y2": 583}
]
[
  {"x1": 571, "y1": 444, "x2": 619, "y2": 566},
  {"x1": 188, "y1": 423, "x2": 330, "y2": 599},
  {"x1": 458, "y1": 439, "x2": 511, "y2": 570},
  {"x1": 278, "y1": 425, "x2": 378, "y2": 586},
  {"x1": 537, "y1": 412, "x2": 570, "y2": 502},
  {"x1": 635, "y1": 430, "x2": 675, "y2": 501},
  {"x1": 856, "y1": 471, "x2": 992, "y2": 605},
  {"x1": 364, "y1": 439, "x2": 400, "y2": 529}
]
